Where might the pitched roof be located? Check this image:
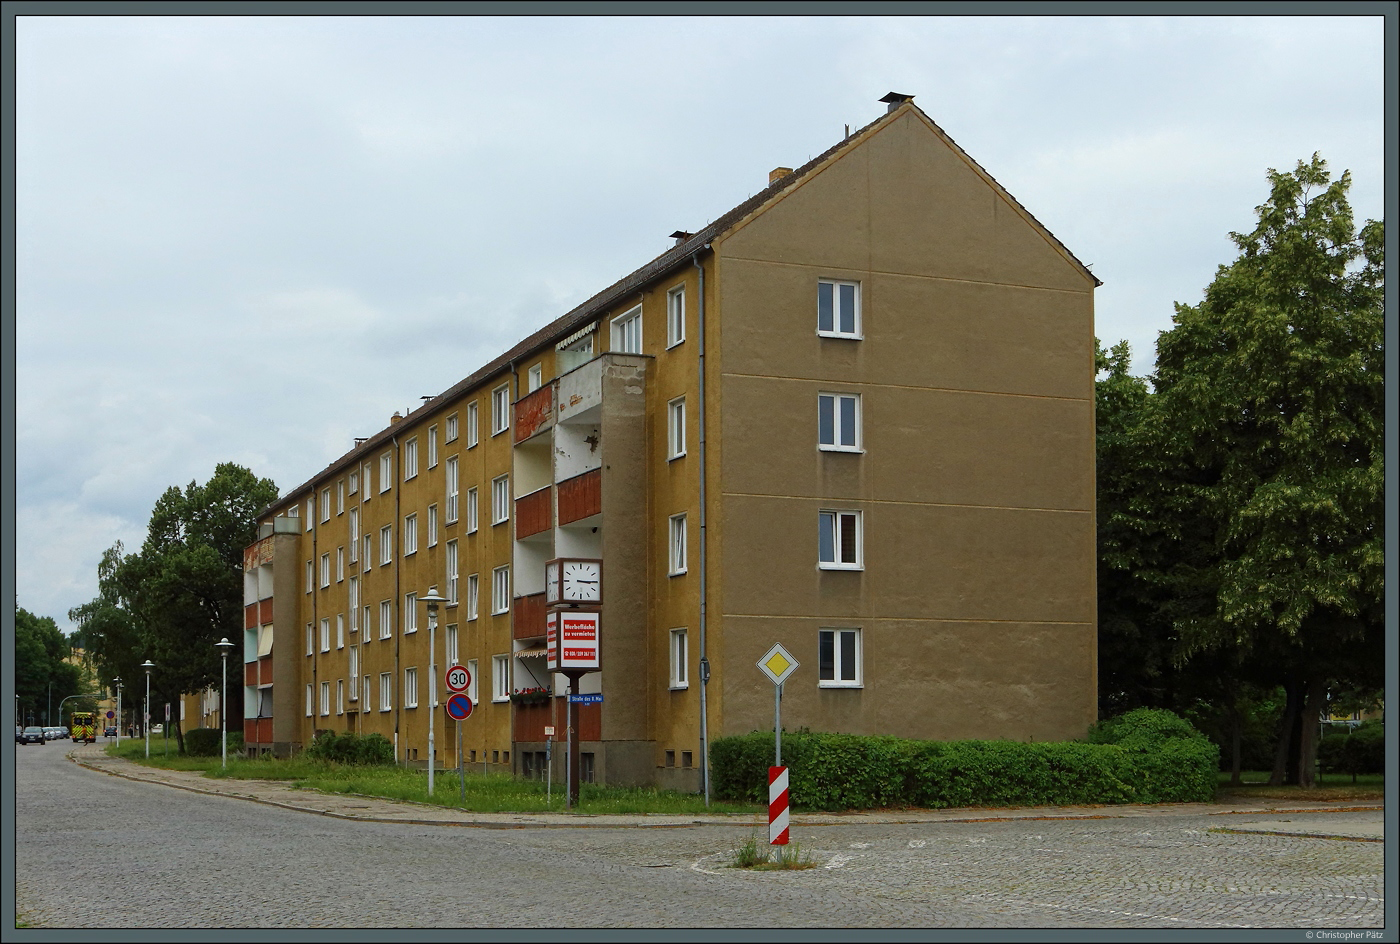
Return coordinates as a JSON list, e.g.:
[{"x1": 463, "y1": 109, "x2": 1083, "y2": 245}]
[{"x1": 269, "y1": 97, "x2": 1097, "y2": 510}]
